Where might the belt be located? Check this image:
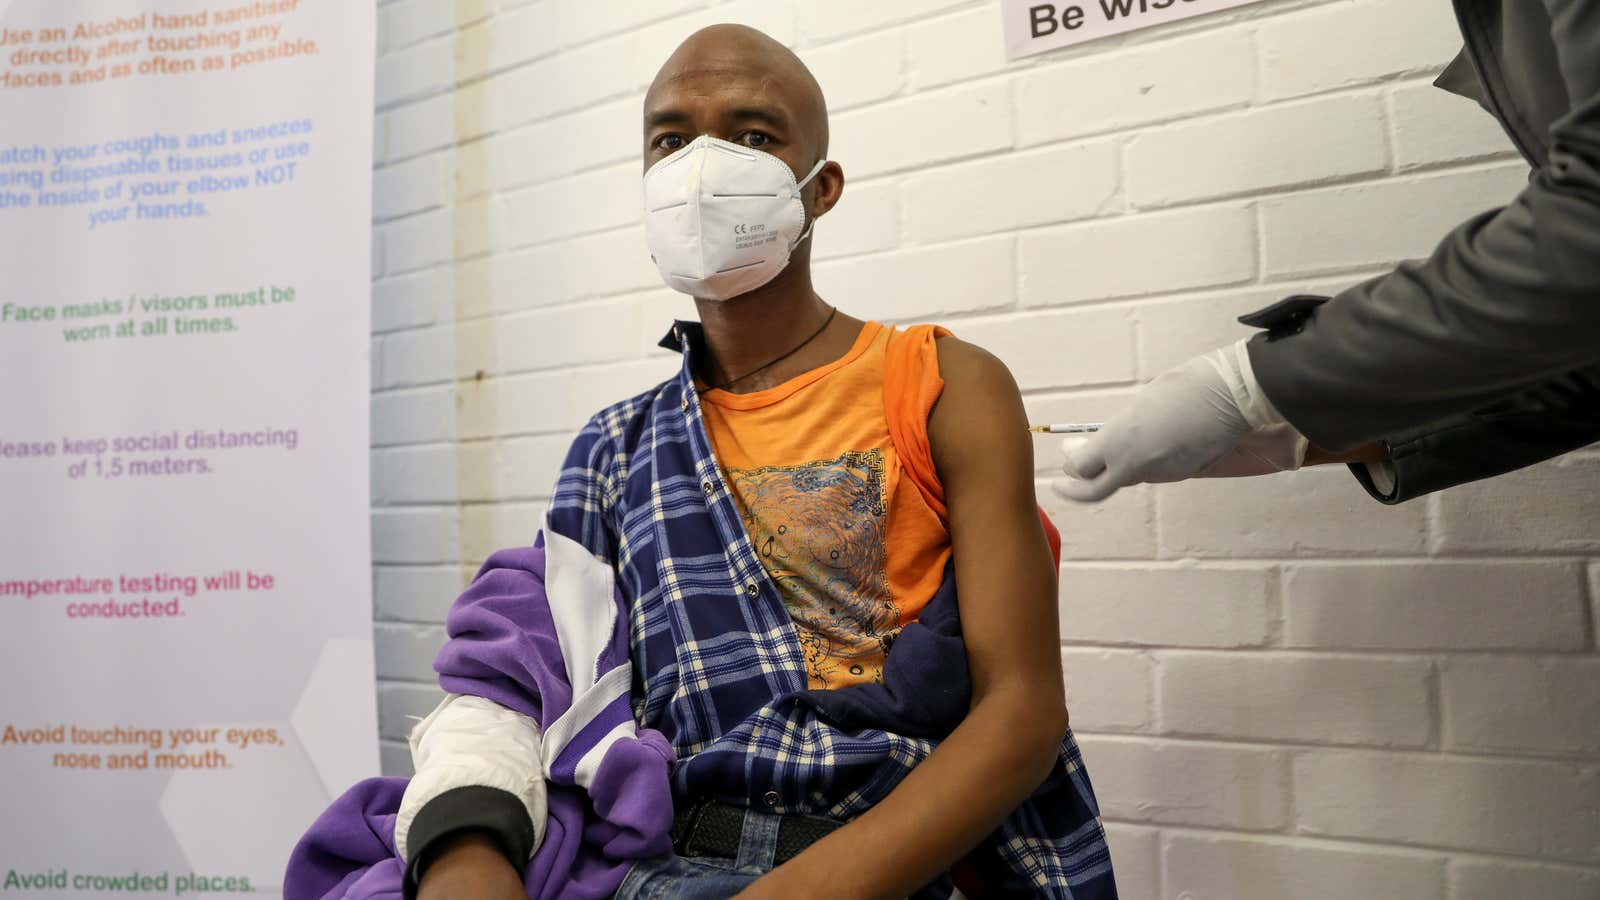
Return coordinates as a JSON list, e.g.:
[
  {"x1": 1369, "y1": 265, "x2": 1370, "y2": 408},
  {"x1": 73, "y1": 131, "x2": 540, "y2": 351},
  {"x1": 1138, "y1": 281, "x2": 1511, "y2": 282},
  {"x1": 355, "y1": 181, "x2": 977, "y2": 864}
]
[{"x1": 670, "y1": 799, "x2": 842, "y2": 866}]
